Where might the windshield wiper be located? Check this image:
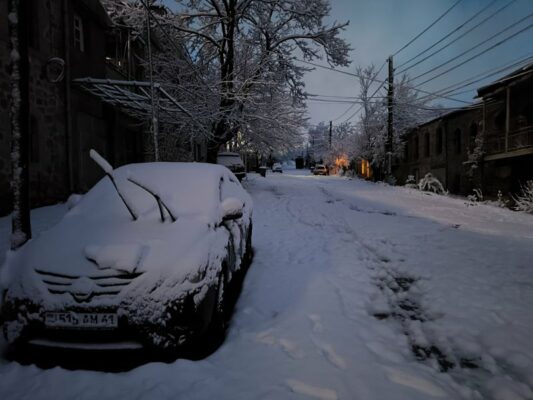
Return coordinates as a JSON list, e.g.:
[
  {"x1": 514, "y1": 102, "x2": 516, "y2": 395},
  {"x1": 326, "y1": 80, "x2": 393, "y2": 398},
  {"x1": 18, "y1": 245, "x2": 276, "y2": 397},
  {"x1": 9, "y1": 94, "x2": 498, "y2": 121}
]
[
  {"x1": 89, "y1": 149, "x2": 137, "y2": 221},
  {"x1": 127, "y1": 177, "x2": 176, "y2": 223}
]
